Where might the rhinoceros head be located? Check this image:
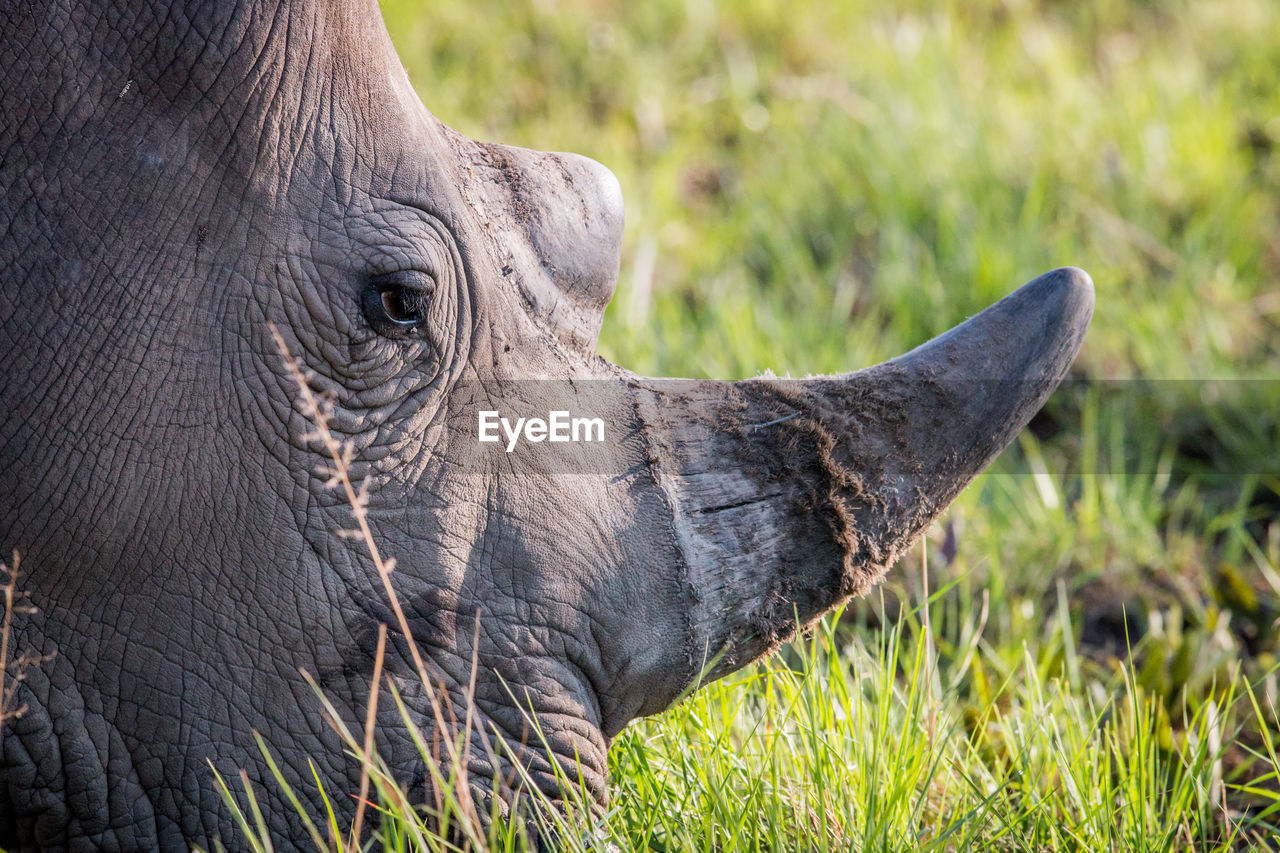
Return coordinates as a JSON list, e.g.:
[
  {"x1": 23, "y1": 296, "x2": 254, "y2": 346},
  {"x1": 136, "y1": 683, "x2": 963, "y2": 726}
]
[{"x1": 0, "y1": 1, "x2": 1091, "y2": 848}]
